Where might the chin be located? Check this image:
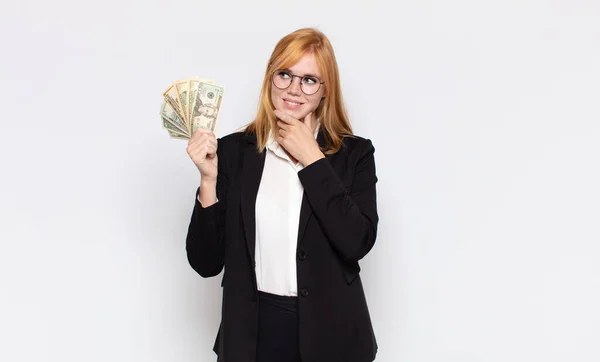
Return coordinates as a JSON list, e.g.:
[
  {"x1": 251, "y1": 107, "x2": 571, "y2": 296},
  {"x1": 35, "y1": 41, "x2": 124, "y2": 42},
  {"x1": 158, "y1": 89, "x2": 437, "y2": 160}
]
[
  {"x1": 289, "y1": 109, "x2": 309, "y2": 119},
  {"x1": 274, "y1": 102, "x2": 300, "y2": 117}
]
